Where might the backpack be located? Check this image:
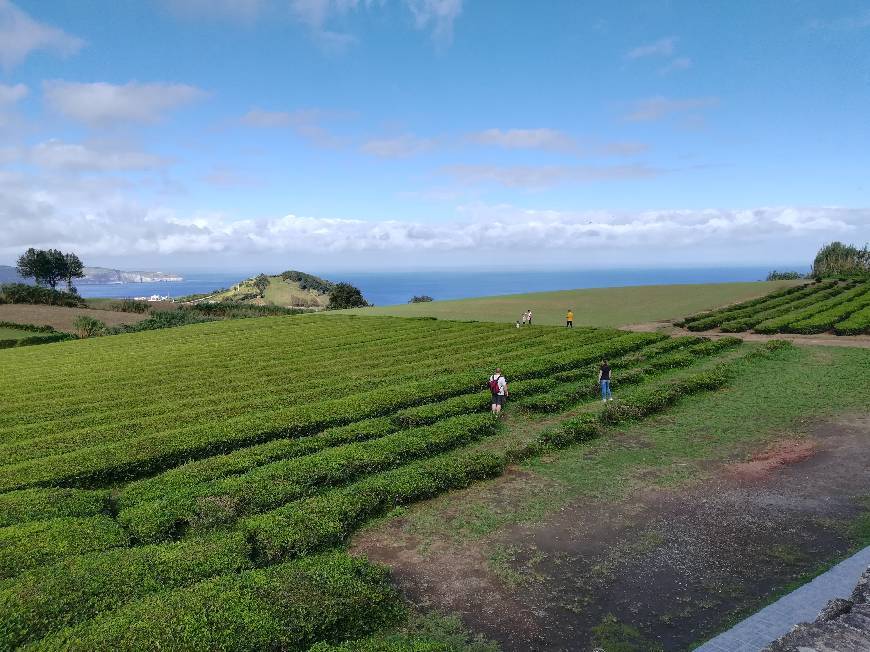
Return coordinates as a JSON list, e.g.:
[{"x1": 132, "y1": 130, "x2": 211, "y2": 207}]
[{"x1": 488, "y1": 375, "x2": 501, "y2": 394}]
